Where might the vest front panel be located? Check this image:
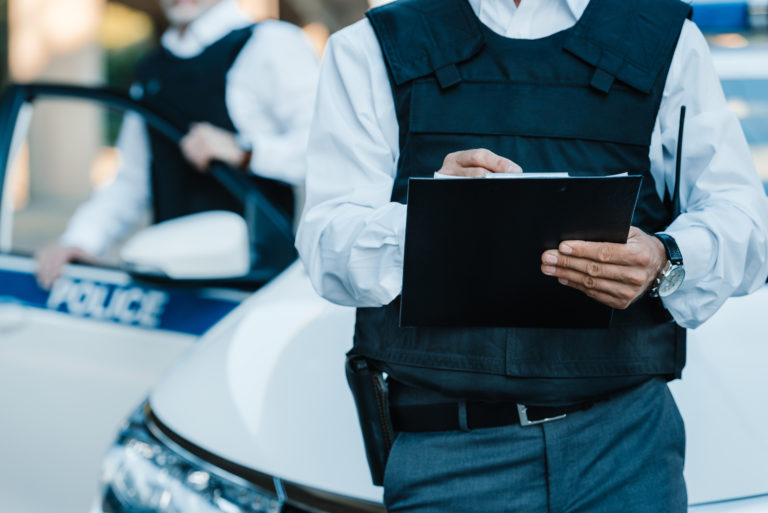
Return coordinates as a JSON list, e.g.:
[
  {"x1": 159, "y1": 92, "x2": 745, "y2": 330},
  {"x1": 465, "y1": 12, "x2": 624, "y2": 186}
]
[{"x1": 353, "y1": 0, "x2": 691, "y2": 400}]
